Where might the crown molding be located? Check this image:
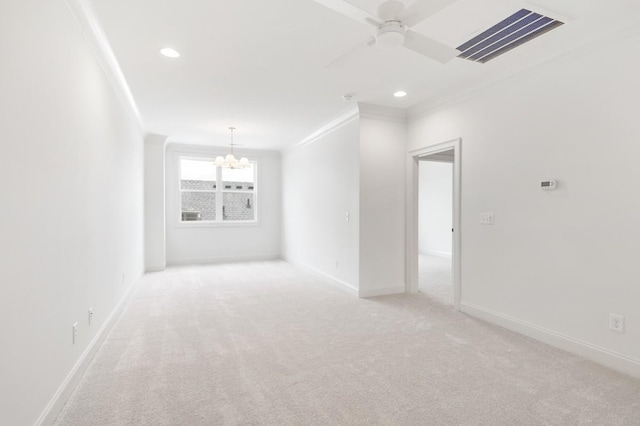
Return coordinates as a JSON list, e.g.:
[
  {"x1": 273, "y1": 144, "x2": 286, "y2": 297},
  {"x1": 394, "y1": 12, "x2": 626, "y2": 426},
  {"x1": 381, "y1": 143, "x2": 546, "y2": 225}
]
[
  {"x1": 64, "y1": 0, "x2": 144, "y2": 132},
  {"x1": 358, "y1": 103, "x2": 407, "y2": 123},
  {"x1": 285, "y1": 106, "x2": 359, "y2": 153},
  {"x1": 407, "y1": 17, "x2": 640, "y2": 122},
  {"x1": 286, "y1": 102, "x2": 409, "y2": 153},
  {"x1": 166, "y1": 141, "x2": 280, "y2": 157},
  {"x1": 145, "y1": 134, "x2": 169, "y2": 147}
]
